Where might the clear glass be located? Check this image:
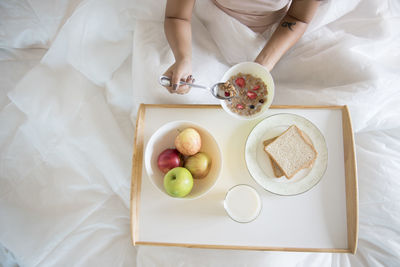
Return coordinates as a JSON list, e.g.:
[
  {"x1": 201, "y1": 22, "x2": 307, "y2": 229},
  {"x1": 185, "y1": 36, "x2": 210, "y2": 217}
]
[{"x1": 223, "y1": 184, "x2": 262, "y2": 223}]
